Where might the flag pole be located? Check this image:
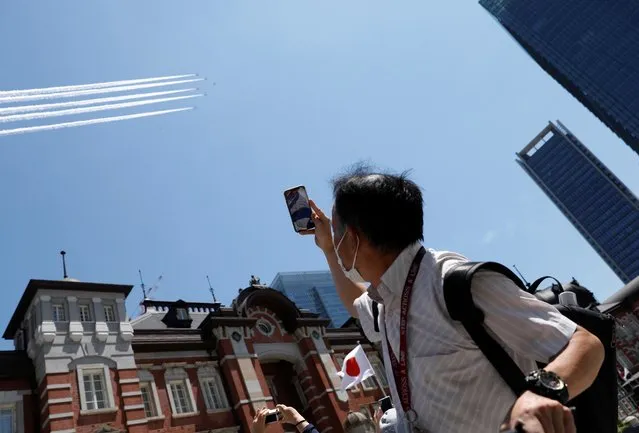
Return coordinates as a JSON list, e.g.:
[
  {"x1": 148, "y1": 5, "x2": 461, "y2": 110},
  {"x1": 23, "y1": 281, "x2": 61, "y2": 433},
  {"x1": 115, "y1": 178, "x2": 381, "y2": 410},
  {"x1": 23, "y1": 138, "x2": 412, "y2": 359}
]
[{"x1": 358, "y1": 341, "x2": 387, "y2": 397}]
